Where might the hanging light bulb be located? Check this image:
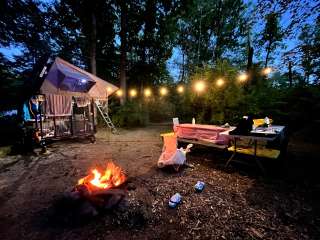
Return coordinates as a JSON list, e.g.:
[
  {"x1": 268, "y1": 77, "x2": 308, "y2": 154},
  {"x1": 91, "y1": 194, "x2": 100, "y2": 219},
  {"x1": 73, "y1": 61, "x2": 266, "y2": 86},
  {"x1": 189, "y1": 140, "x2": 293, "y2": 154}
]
[
  {"x1": 144, "y1": 88, "x2": 152, "y2": 97},
  {"x1": 262, "y1": 67, "x2": 272, "y2": 75},
  {"x1": 116, "y1": 89, "x2": 123, "y2": 97},
  {"x1": 129, "y1": 89, "x2": 137, "y2": 98},
  {"x1": 216, "y1": 78, "x2": 224, "y2": 87},
  {"x1": 159, "y1": 87, "x2": 168, "y2": 96},
  {"x1": 194, "y1": 81, "x2": 206, "y2": 93},
  {"x1": 238, "y1": 72, "x2": 248, "y2": 82},
  {"x1": 177, "y1": 85, "x2": 184, "y2": 94}
]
